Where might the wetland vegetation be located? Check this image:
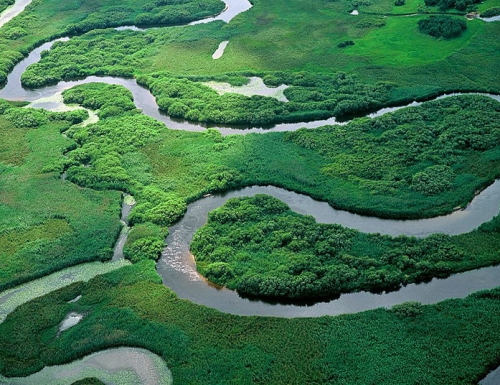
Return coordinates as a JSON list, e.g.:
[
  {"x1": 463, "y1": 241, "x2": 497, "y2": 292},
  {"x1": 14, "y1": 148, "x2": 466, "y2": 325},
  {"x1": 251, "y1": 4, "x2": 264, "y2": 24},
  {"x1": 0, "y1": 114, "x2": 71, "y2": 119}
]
[
  {"x1": 0, "y1": 0, "x2": 499, "y2": 383},
  {"x1": 191, "y1": 194, "x2": 500, "y2": 299}
]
